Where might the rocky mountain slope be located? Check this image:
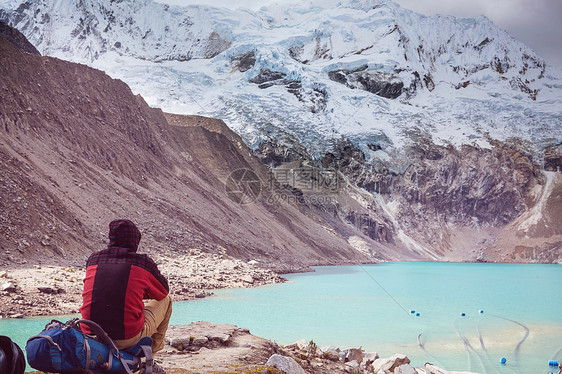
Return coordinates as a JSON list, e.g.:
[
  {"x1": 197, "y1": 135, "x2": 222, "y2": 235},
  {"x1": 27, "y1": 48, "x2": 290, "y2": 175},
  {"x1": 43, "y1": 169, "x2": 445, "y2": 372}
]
[
  {"x1": 0, "y1": 16, "x2": 38, "y2": 55},
  {"x1": 1, "y1": 31, "x2": 387, "y2": 271},
  {"x1": 0, "y1": 0, "x2": 560, "y2": 264}
]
